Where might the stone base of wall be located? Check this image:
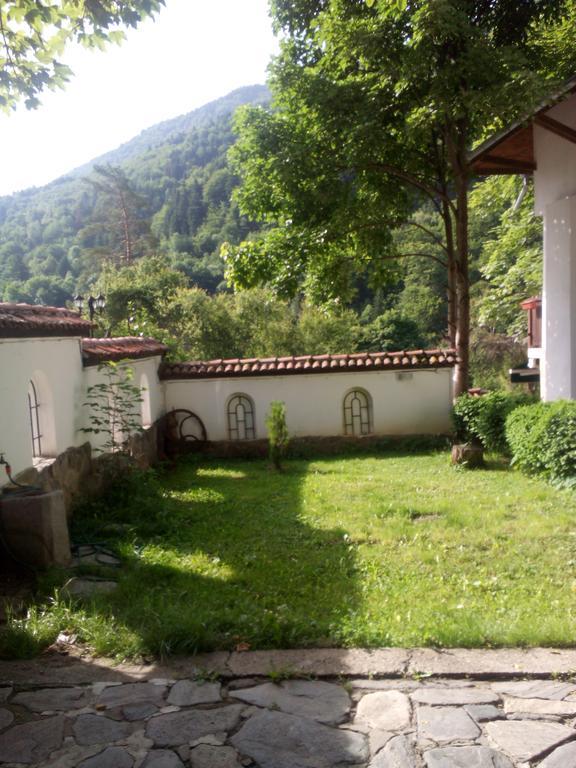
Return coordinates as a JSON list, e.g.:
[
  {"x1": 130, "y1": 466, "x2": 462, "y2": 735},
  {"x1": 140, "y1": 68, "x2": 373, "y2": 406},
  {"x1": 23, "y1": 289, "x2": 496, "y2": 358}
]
[{"x1": 186, "y1": 433, "x2": 450, "y2": 460}]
